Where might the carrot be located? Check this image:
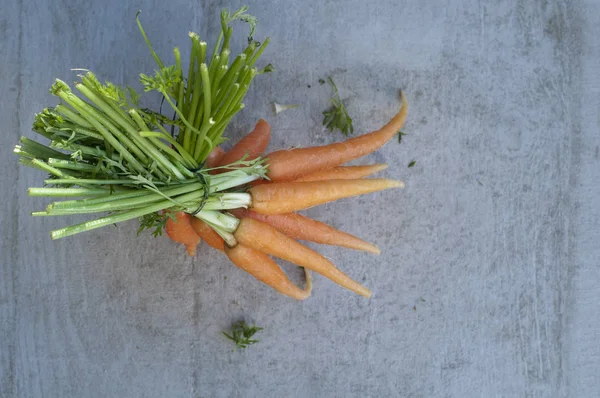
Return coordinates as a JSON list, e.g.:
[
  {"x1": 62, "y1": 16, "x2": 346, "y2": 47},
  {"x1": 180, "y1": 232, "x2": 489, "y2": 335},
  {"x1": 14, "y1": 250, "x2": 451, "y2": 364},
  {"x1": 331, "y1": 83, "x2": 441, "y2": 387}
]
[
  {"x1": 232, "y1": 209, "x2": 380, "y2": 254},
  {"x1": 218, "y1": 119, "x2": 271, "y2": 167},
  {"x1": 234, "y1": 217, "x2": 371, "y2": 297},
  {"x1": 205, "y1": 146, "x2": 226, "y2": 175},
  {"x1": 165, "y1": 211, "x2": 201, "y2": 256},
  {"x1": 265, "y1": 92, "x2": 407, "y2": 181},
  {"x1": 225, "y1": 244, "x2": 311, "y2": 300},
  {"x1": 205, "y1": 146, "x2": 226, "y2": 168},
  {"x1": 190, "y1": 217, "x2": 225, "y2": 251},
  {"x1": 293, "y1": 164, "x2": 388, "y2": 182},
  {"x1": 249, "y1": 178, "x2": 404, "y2": 215}
]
